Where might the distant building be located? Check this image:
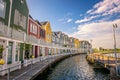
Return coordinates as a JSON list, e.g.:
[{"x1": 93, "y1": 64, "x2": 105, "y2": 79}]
[
  {"x1": 69, "y1": 37, "x2": 75, "y2": 48},
  {"x1": 80, "y1": 40, "x2": 91, "y2": 53},
  {"x1": 74, "y1": 38, "x2": 80, "y2": 48}
]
